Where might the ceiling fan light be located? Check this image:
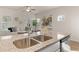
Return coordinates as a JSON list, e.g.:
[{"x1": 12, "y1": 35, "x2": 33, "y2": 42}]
[
  {"x1": 26, "y1": 9, "x2": 30, "y2": 12},
  {"x1": 26, "y1": 6, "x2": 31, "y2": 12}
]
